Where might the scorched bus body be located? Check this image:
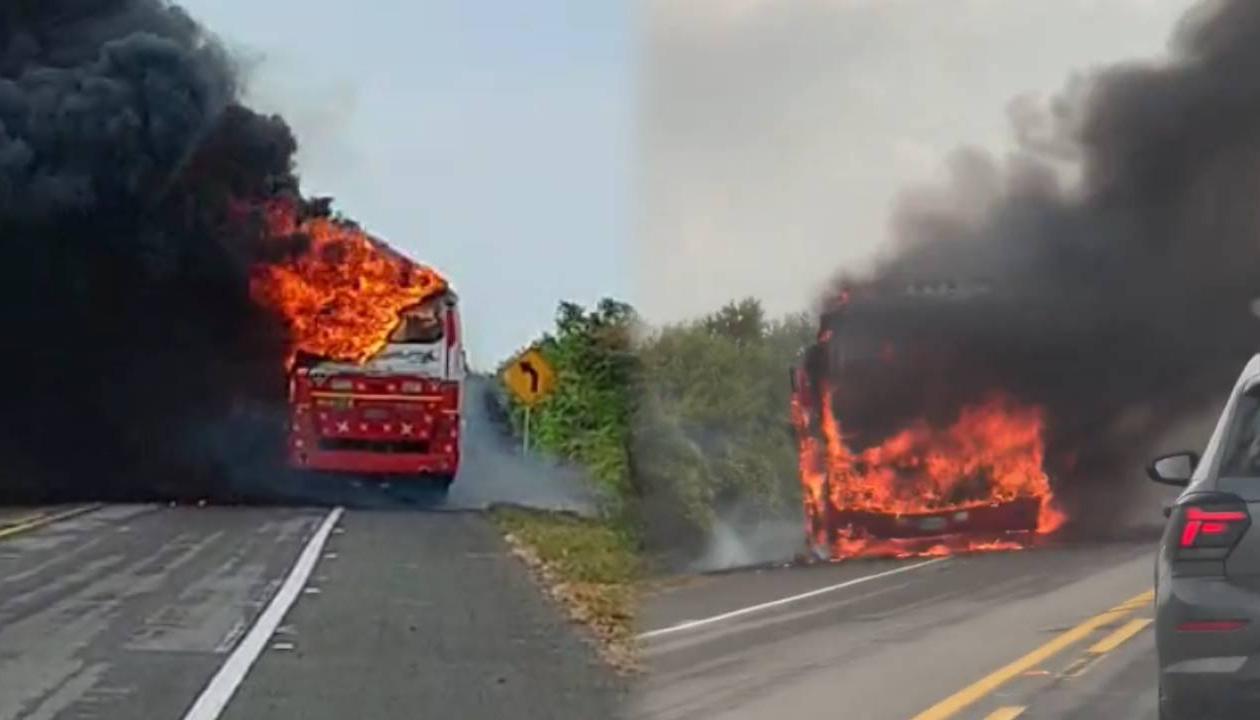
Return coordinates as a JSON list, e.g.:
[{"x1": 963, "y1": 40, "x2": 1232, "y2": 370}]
[{"x1": 792, "y1": 280, "x2": 1047, "y2": 558}]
